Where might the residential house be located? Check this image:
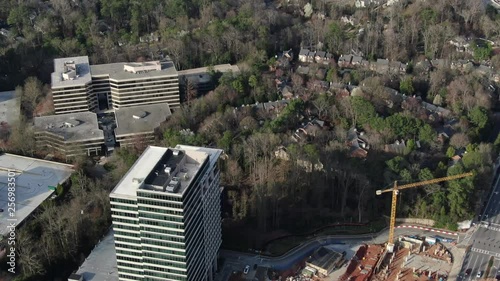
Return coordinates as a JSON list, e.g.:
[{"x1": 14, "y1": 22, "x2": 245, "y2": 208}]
[
  {"x1": 314, "y1": 51, "x2": 326, "y2": 64},
  {"x1": 375, "y1": 59, "x2": 389, "y2": 73},
  {"x1": 492, "y1": 72, "x2": 500, "y2": 83},
  {"x1": 292, "y1": 119, "x2": 326, "y2": 142},
  {"x1": 355, "y1": 0, "x2": 382, "y2": 7},
  {"x1": 315, "y1": 68, "x2": 326, "y2": 80},
  {"x1": 347, "y1": 128, "x2": 368, "y2": 158},
  {"x1": 422, "y1": 101, "x2": 451, "y2": 118},
  {"x1": 306, "y1": 51, "x2": 316, "y2": 63},
  {"x1": 389, "y1": 61, "x2": 407, "y2": 74},
  {"x1": 338, "y1": 55, "x2": 353, "y2": 68},
  {"x1": 299, "y1": 49, "x2": 310, "y2": 63},
  {"x1": 281, "y1": 85, "x2": 295, "y2": 99},
  {"x1": 139, "y1": 32, "x2": 159, "y2": 43},
  {"x1": 415, "y1": 60, "x2": 432, "y2": 73},
  {"x1": 274, "y1": 145, "x2": 324, "y2": 172},
  {"x1": 263, "y1": 100, "x2": 290, "y2": 113},
  {"x1": 431, "y1": 59, "x2": 449, "y2": 69},
  {"x1": 351, "y1": 56, "x2": 363, "y2": 66},
  {"x1": 275, "y1": 49, "x2": 293, "y2": 70},
  {"x1": 297, "y1": 66, "x2": 310, "y2": 75},
  {"x1": 340, "y1": 16, "x2": 355, "y2": 25},
  {"x1": 0, "y1": 28, "x2": 10, "y2": 37},
  {"x1": 451, "y1": 59, "x2": 473, "y2": 71},
  {"x1": 449, "y1": 36, "x2": 471, "y2": 53},
  {"x1": 476, "y1": 64, "x2": 494, "y2": 76},
  {"x1": 384, "y1": 139, "x2": 407, "y2": 154},
  {"x1": 323, "y1": 53, "x2": 333, "y2": 65},
  {"x1": 309, "y1": 80, "x2": 330, "y2": 91},
  {"x1": 282, "y1": 49, "x2": 294, "y2": 60},
  {"x1": 360, "y1": 59, "x2": 370, "y2": 68}
]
